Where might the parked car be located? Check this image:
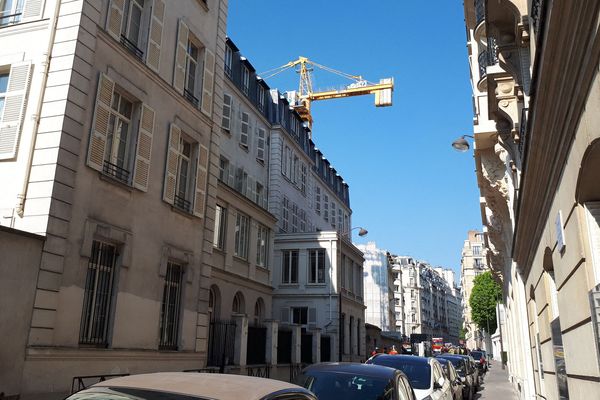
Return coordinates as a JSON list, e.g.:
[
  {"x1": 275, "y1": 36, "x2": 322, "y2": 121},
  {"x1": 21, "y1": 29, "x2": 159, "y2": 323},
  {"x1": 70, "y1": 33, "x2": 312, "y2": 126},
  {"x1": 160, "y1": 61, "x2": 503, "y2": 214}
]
[
  {"x1": 297, "y1": 362, "x2": 417, "y2": 400},
  {"x1": 437, "y1": 358, "x2": 463, "y2": 400},
  {"x1": 367, "y1": 354, "x2": 453, "y2": 400},
  {"x1": 469, "y1": 350, "x2": 488, "y2": 374},
  {"x1": 452, "y1": 354, "x2": 482, "y2": 389},
  {"x1": 436, "y1": 354, "x2": 477, "y2": 400},
  {"x1": 64, "y1": 372, "x2": 318, "y2": 400}
]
